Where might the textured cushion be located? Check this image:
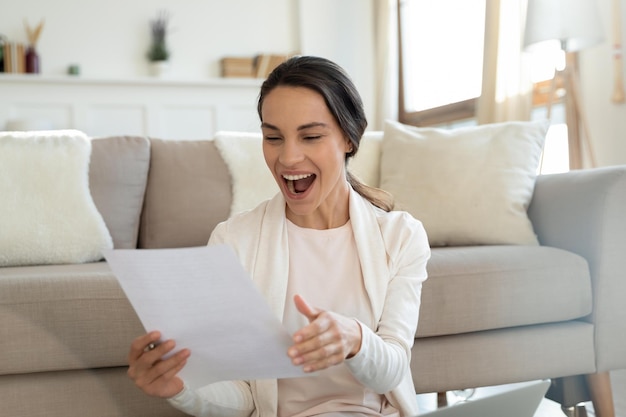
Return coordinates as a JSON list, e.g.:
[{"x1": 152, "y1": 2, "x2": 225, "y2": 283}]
[
  {"x1": 380, "y1": 120, "x2": 548, "y2": 246},
  {"x1": 0, "y1": 130, "x2": 113, "y2": 266},
  {"x1": 89, "y1": 136, "x2": 150, "y2": 249},
  {"x1": 138, "y1": 139, "x2": 232, "y2": 249},
  {"x1": 416, "y1": 245, "x2": 592, "y2": 338},
  {"x1": 214, "y1": 131, "x2": 278, "y2": 216},
  {"x1": 1, "y1": 369, "x2": 188, "y2": 417},
  {"x1": 411, "y1": 321, "x2": 595, "y2": 394},
  {"x1": 0, "y1": 262, "x2": 142, "y2": 375}
]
